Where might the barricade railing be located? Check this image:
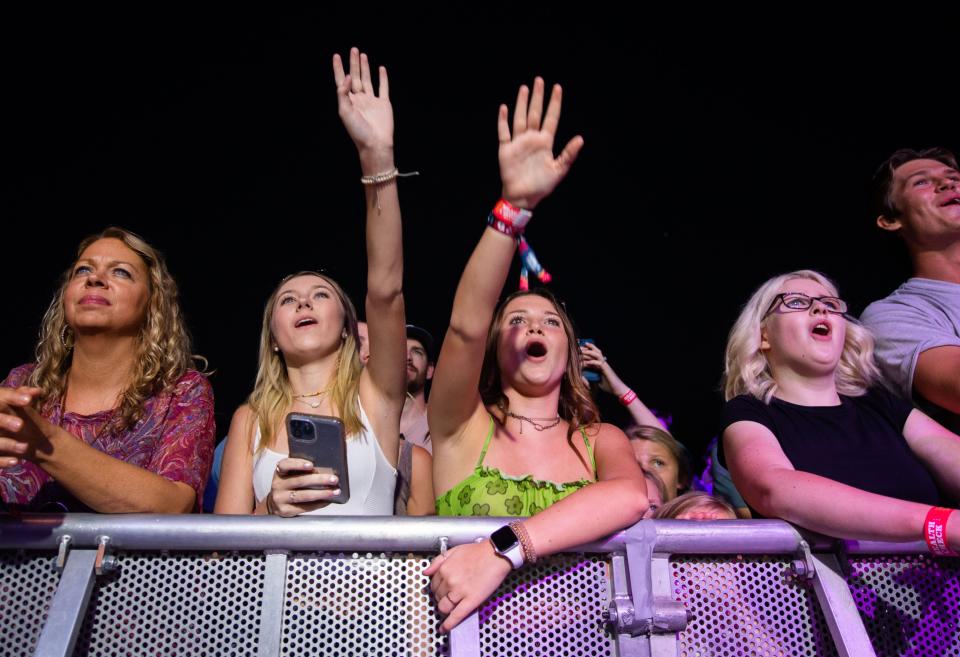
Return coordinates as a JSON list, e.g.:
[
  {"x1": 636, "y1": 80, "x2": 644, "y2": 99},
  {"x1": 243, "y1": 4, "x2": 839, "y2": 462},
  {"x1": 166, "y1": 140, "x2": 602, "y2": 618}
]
[{"x1": 1, "y1": 514, "x2": 957, "y2": 656}]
